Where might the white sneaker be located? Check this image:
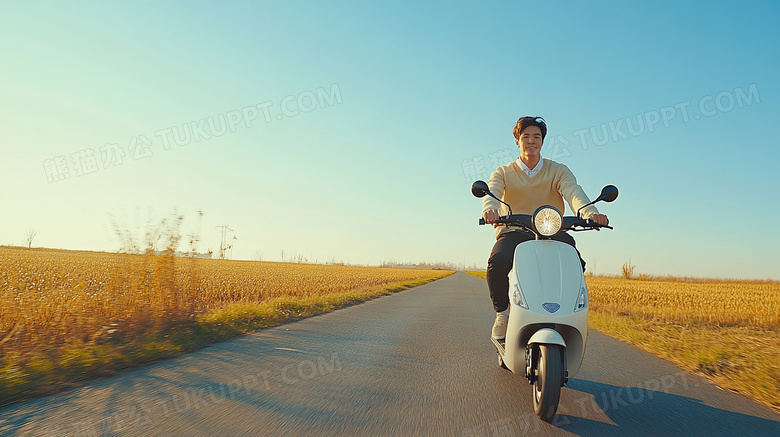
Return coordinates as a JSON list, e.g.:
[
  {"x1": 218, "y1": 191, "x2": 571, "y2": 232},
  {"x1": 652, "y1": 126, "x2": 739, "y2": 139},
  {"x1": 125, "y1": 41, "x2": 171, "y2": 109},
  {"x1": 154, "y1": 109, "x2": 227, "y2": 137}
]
[{"x1": 492, "y1": 310, "x2": 509, "y2": 340}]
